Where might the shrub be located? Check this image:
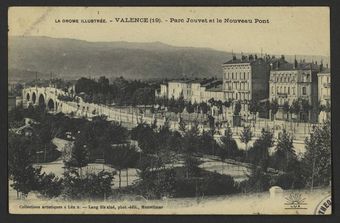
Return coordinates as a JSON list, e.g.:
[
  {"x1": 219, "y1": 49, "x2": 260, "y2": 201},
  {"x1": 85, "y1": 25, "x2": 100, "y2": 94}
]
[
  {"x1": 37, "y1": 173, "x2": 63, "y2": 198},
  {"x1": 62, "y1": 169, "x2": 114, "y2": 200}
]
